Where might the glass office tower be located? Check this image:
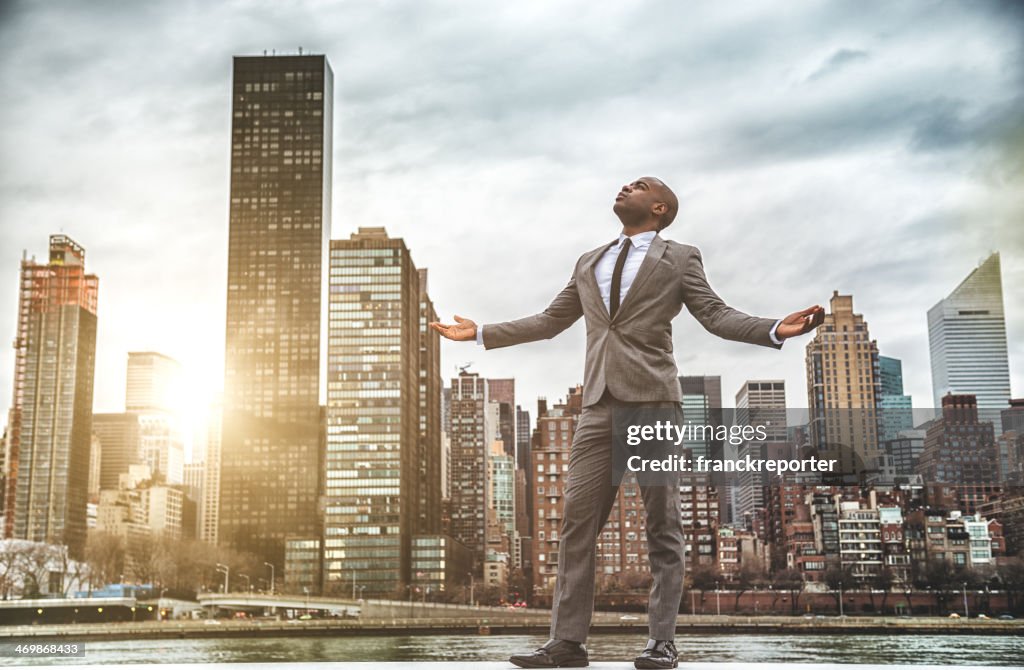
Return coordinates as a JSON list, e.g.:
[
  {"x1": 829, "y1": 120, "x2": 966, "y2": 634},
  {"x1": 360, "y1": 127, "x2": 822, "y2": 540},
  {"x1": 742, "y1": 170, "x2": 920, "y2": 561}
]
[
  {"x1": 323, "y1": 228, "x2": 440, "y2": 596},
  {"x1": 219, "y1": 54, "x2": 333, "y2": 567}
]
